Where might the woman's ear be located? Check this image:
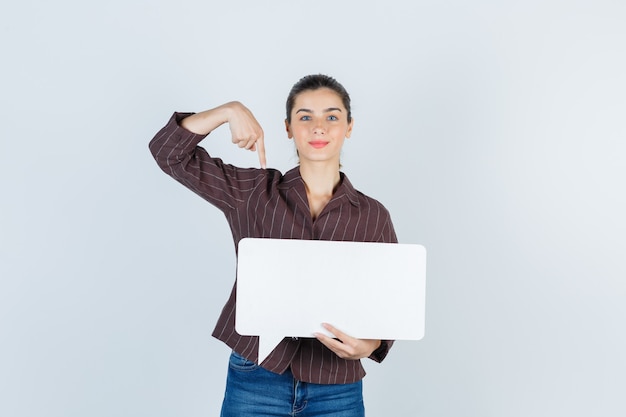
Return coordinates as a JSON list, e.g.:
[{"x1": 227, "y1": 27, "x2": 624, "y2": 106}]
[
  {"x1": 285, "y1": 119, "x2": 293, "y2": 139},
  {"x1": 345, "y1": 118, "x2": 354, "y2": 138}
]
